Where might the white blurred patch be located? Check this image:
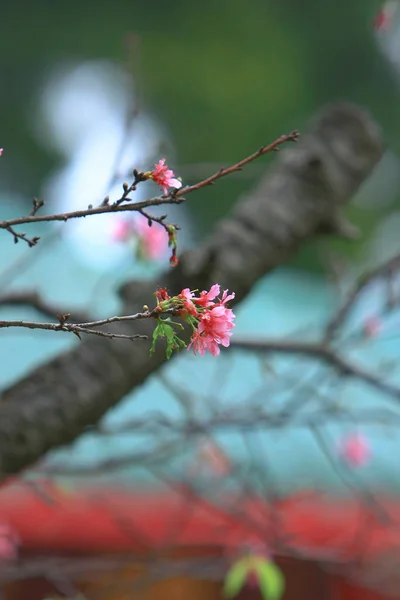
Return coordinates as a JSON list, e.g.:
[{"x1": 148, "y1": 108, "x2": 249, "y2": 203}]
[{"x1": 34, "y1": 60, "x2": 186, "y2": 271}]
